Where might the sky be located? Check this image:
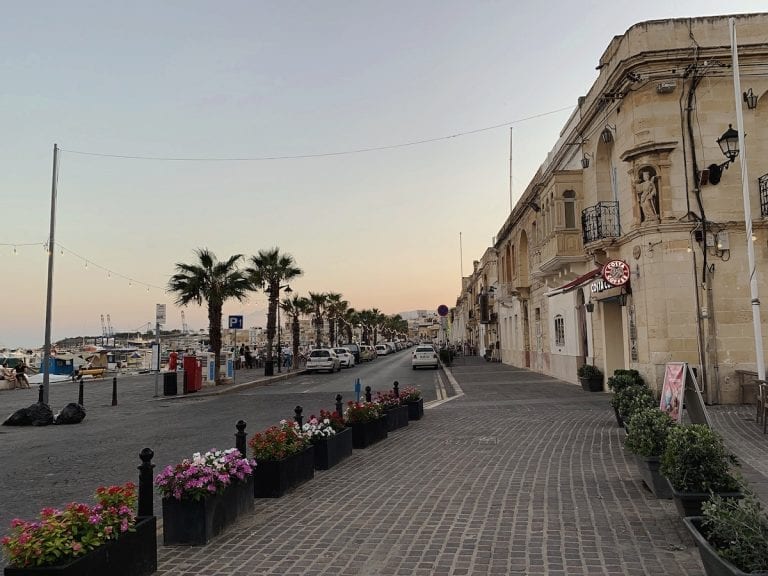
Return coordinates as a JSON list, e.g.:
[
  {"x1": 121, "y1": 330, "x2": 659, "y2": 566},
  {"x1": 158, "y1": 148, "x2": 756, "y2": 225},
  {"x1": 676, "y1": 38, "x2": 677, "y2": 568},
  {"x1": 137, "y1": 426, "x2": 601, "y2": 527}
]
[{"x1": 2, "y1": 1, "x2": 764, "y2": 348}]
